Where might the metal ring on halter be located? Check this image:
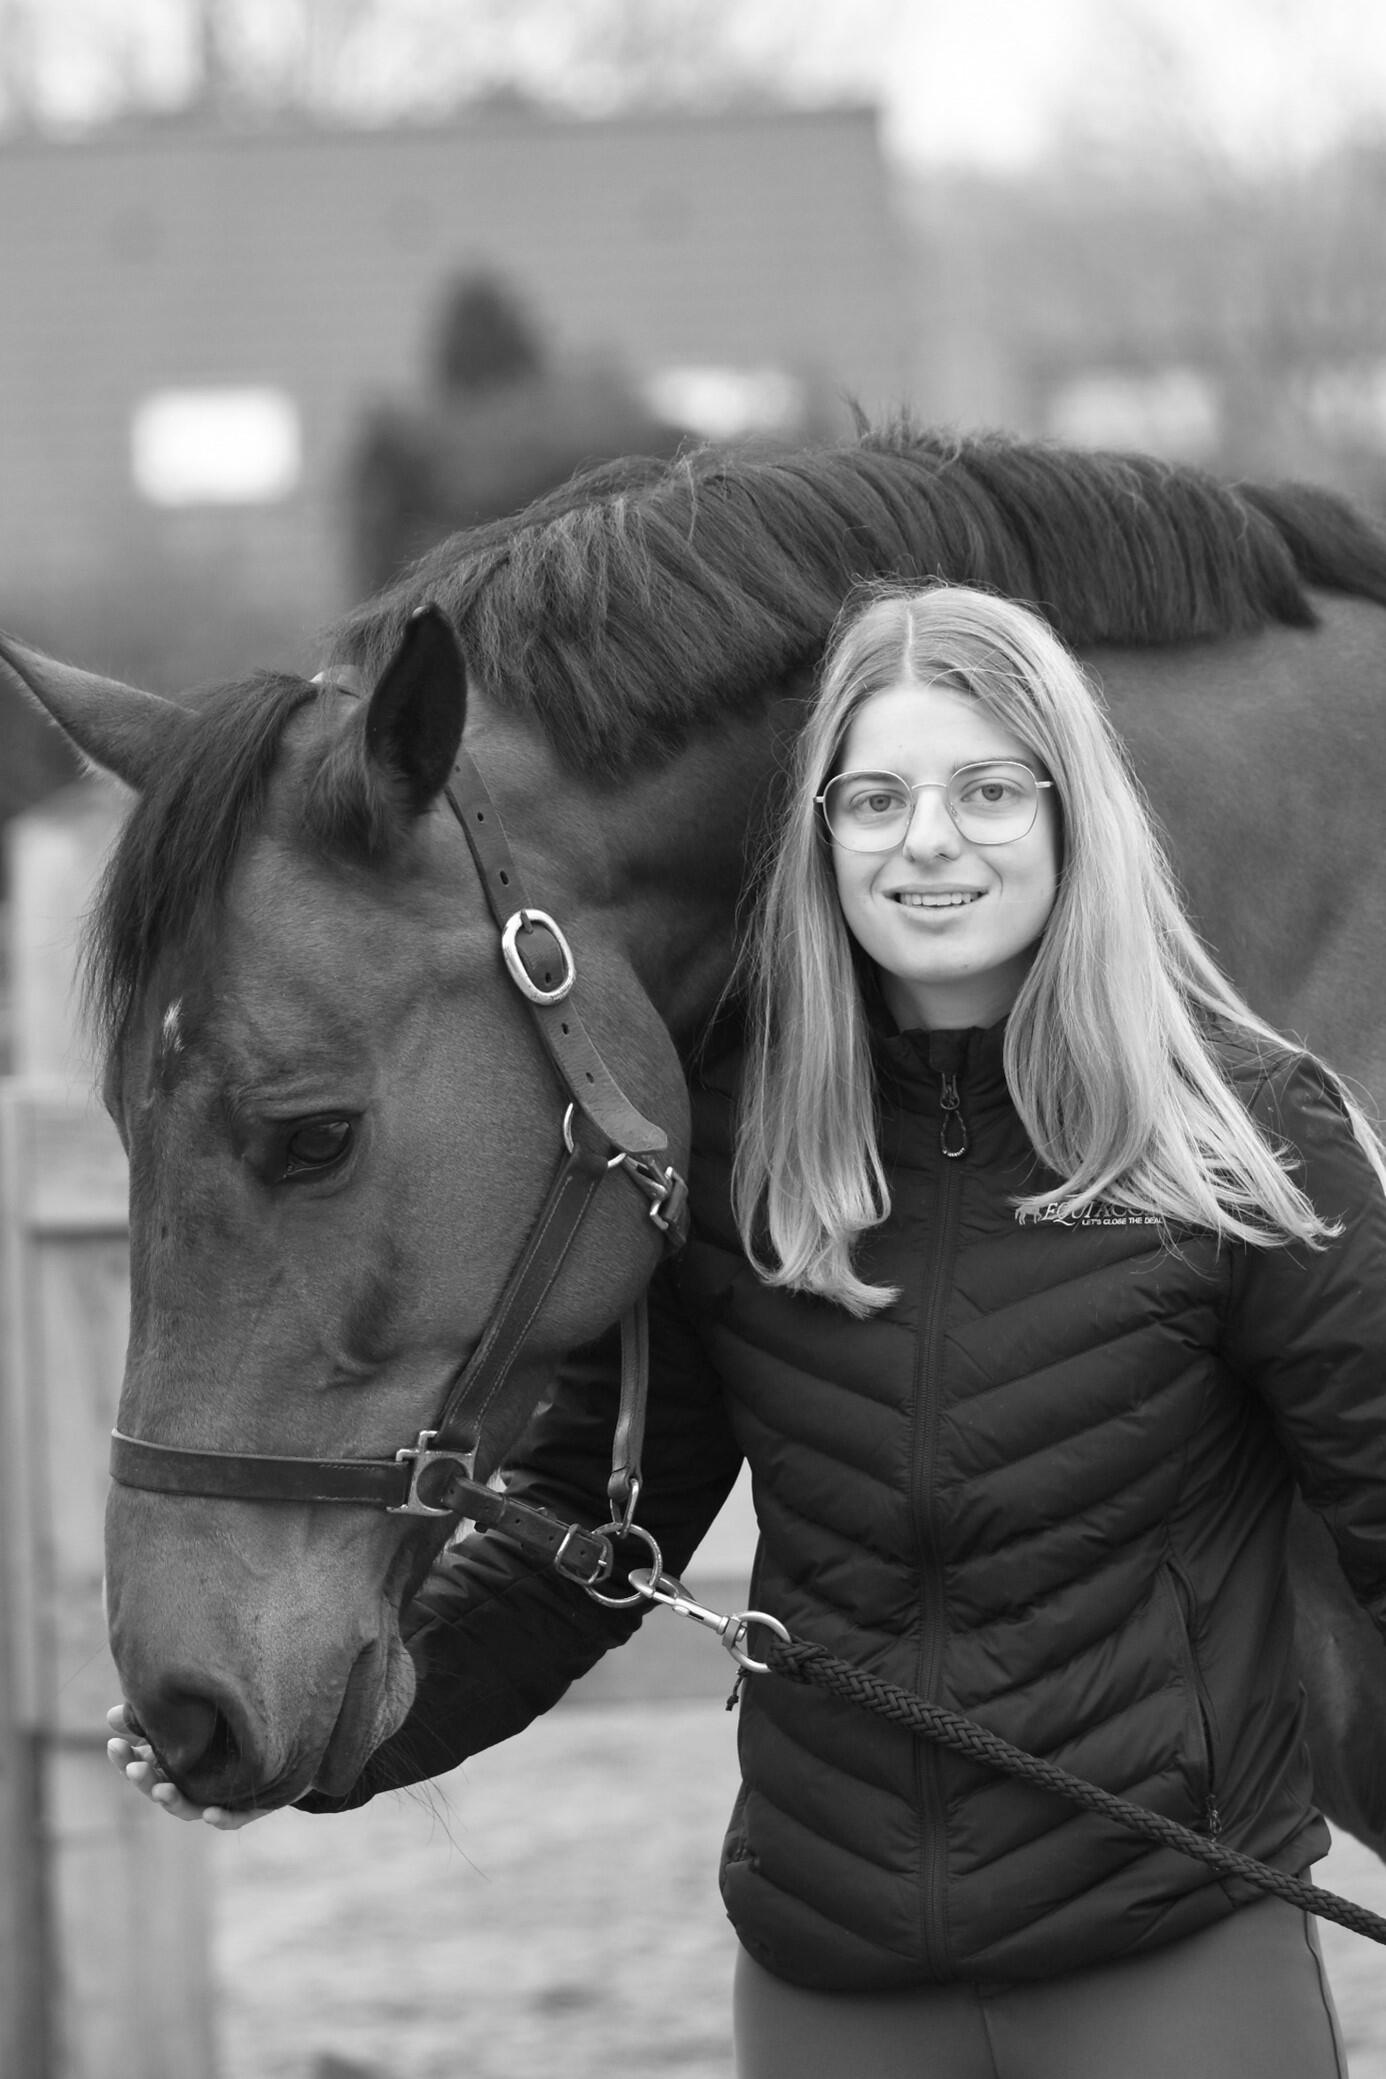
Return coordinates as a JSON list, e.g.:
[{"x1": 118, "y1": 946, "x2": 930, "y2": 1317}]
[
  {"x1": 562, "y1": 1103, "x2": 626, "y2": 1168},
  {"x1": 501, "y1": 909, "x2": 576, "y2": 1004},
  {"x1": 584, "y1": 1521, "x2": 664, "y2": 1609}
]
